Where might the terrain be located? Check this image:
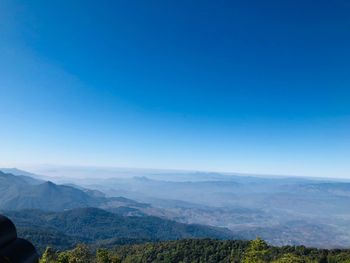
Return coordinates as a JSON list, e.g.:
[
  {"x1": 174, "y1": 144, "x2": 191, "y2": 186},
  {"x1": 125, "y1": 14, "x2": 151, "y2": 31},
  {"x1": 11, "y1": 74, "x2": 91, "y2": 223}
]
[
  {"x1": 2, "y1": 208, "x2": 233, "y2": 253},
  {"x1": 1, "y1": 168, "x2": 350, "y2": 249},
  {"x1": 53, "y1": 170, "x2": 350, "y2": 248}
]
